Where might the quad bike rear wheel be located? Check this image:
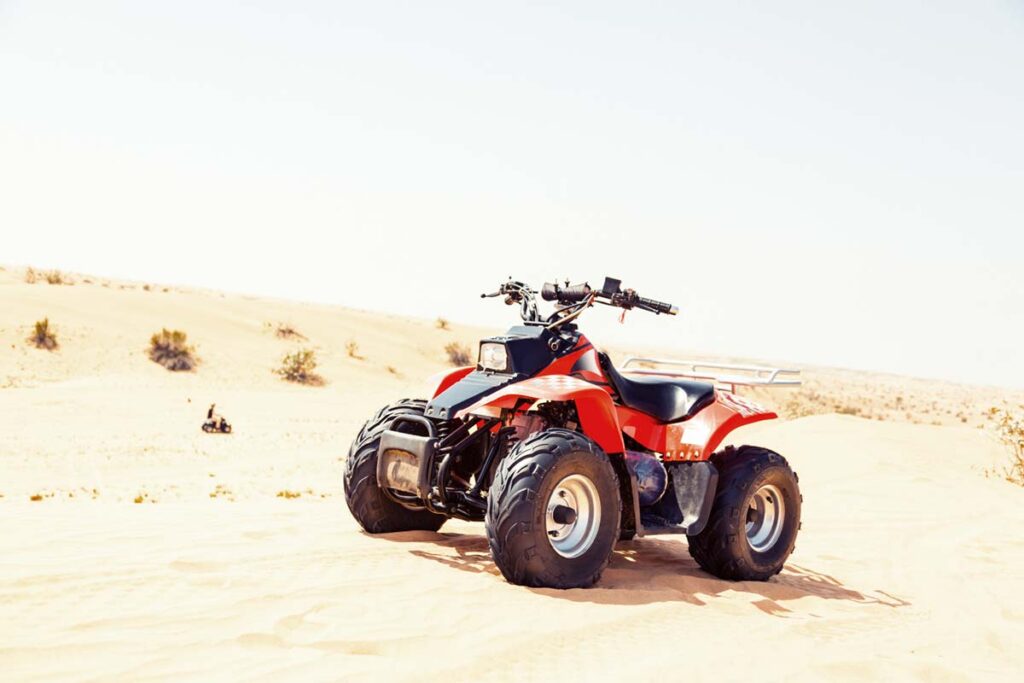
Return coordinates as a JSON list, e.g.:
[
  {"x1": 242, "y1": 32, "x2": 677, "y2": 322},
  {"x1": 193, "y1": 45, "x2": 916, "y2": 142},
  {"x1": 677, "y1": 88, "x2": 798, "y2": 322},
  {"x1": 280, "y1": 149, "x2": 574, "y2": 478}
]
[
  {"x1": 687, "y1": 445, "x2": 801, "y2": 581},
  {"x1": 486, "y1": 428, "x2": 621, "y2": 589},
  {"x1": 343, "y1": 399, "x2": 446, "y2": 534}
]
